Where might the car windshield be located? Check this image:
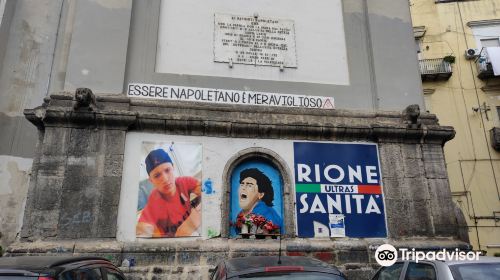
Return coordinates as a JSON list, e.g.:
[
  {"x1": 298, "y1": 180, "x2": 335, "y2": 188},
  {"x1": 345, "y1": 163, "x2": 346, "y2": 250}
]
[
  {"x1": 237, "y1": 271, "x2": 345, "y2": 279},
  {"x1": 449, "y1": 263, "x2": 500, "y2": 280}
]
